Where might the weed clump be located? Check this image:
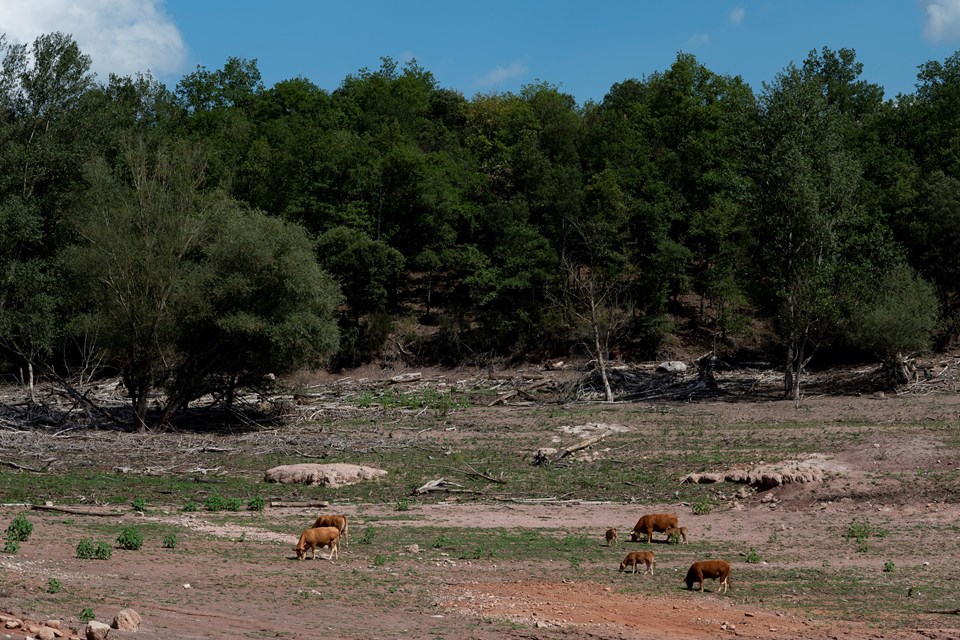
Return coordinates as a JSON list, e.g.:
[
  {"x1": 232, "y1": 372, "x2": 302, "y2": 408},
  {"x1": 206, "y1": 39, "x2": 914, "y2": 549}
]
[{"x1": 116, "y1": 526, "x2": 144, "y2": 550}]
